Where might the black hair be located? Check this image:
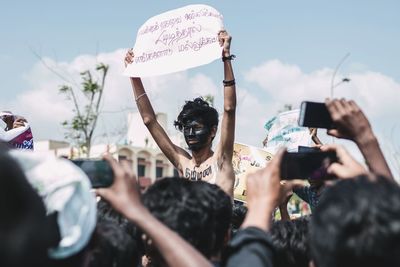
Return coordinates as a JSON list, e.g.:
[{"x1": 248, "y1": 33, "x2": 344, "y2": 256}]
[
  {"x1": 142, "y1": 177, "x2": 232, "y2": 261},
  {"x1": 91, "y1": 200, "x2": 141, "y2": 267},
  {"x1": 270, "y1": 217, "x2": 310, "y2": 267},
  {"x1": 86, "y1": 219, "x2": 139, "y2": 267},
  {"x1": 310, "y1": 175, "x2": 400, "y2": 267},
  {"x1": 231, "y1": 202, "x2": 247, "y2": 234},
  {"x1": 0, "y1": 148, "x2": 56, "y2": 267},
  {"x1": 174, "y1": 97, "x2": 219, "y2": 131}
]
